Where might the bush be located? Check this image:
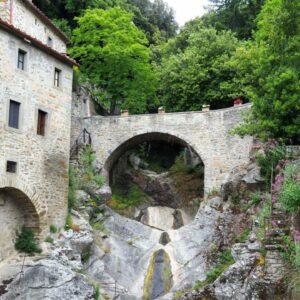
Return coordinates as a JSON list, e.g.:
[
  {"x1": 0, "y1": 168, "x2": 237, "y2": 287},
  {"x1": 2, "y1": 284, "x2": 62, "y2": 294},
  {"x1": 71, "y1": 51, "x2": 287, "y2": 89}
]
[
  {"x1": 68, "y1": 165, "x2": 76, "y2": 211},
  {"x1": 45, "y1": 236, "x2": 54, "y2": 244},
  {"x1": 15, "y1": 227, "x2": 41, "y2": 254},
  {"x1": 256, "y1": 143, "x2": 286, "y2": 187},
  {"x1": 65, "y1": 214, "x2": 73, "y2": 230},
  {"x1": 50, "y1": 224, "x2": 58, "y2": 234},
  {"x1": 279, "y1": 164, "x2": 300, "y2": 213}
]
